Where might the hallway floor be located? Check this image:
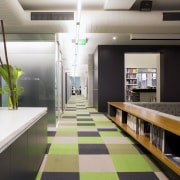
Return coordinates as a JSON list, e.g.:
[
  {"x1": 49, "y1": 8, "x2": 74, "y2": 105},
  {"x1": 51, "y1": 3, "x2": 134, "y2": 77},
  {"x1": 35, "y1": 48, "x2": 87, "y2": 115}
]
[{"x1": 36, "y1": 96, "x2": 168, "y2": 180}]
